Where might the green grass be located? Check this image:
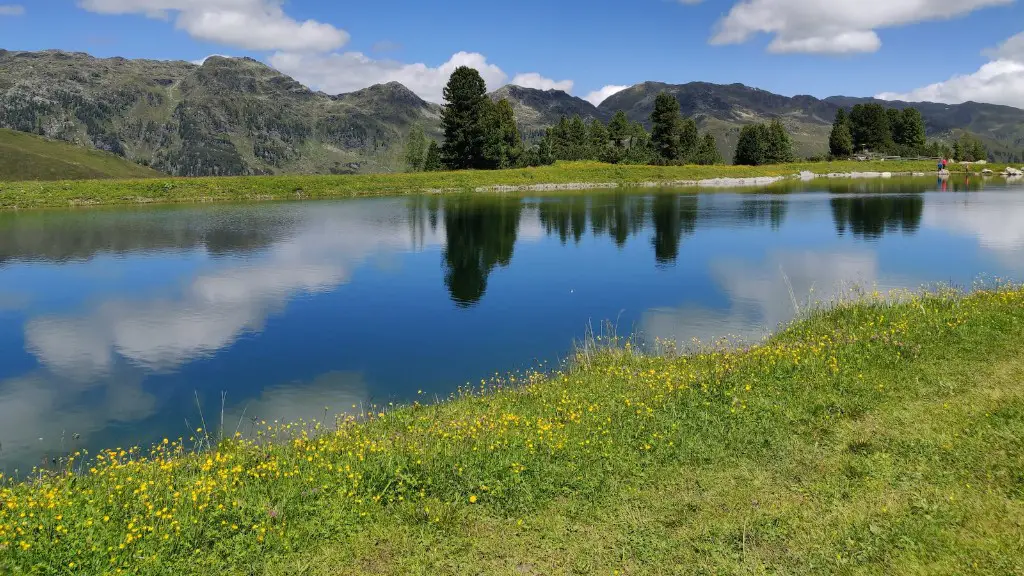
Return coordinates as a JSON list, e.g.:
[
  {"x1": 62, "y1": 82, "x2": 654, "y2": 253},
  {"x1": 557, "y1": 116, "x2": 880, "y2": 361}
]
[
  {"x1": 2, "y1": 159, "x2": 1012, "y2": 211},
  {"x1": 2, "y1": 286, "x2": 1023, "y2": 574},
  {"x1": 0, "y1": 129, "x2": 162, "y2": 182}
]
